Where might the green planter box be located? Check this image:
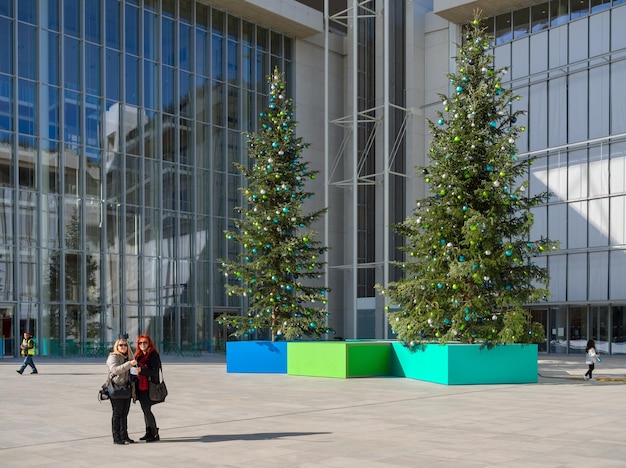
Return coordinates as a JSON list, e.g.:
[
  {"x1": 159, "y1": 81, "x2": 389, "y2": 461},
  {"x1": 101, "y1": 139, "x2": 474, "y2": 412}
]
[
  {"x1": 287, "y1": 341, "x2": 391, "y2": 378},
  {"x1": 390, "y1": 342, "x2": 538, "y2": 385}
]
